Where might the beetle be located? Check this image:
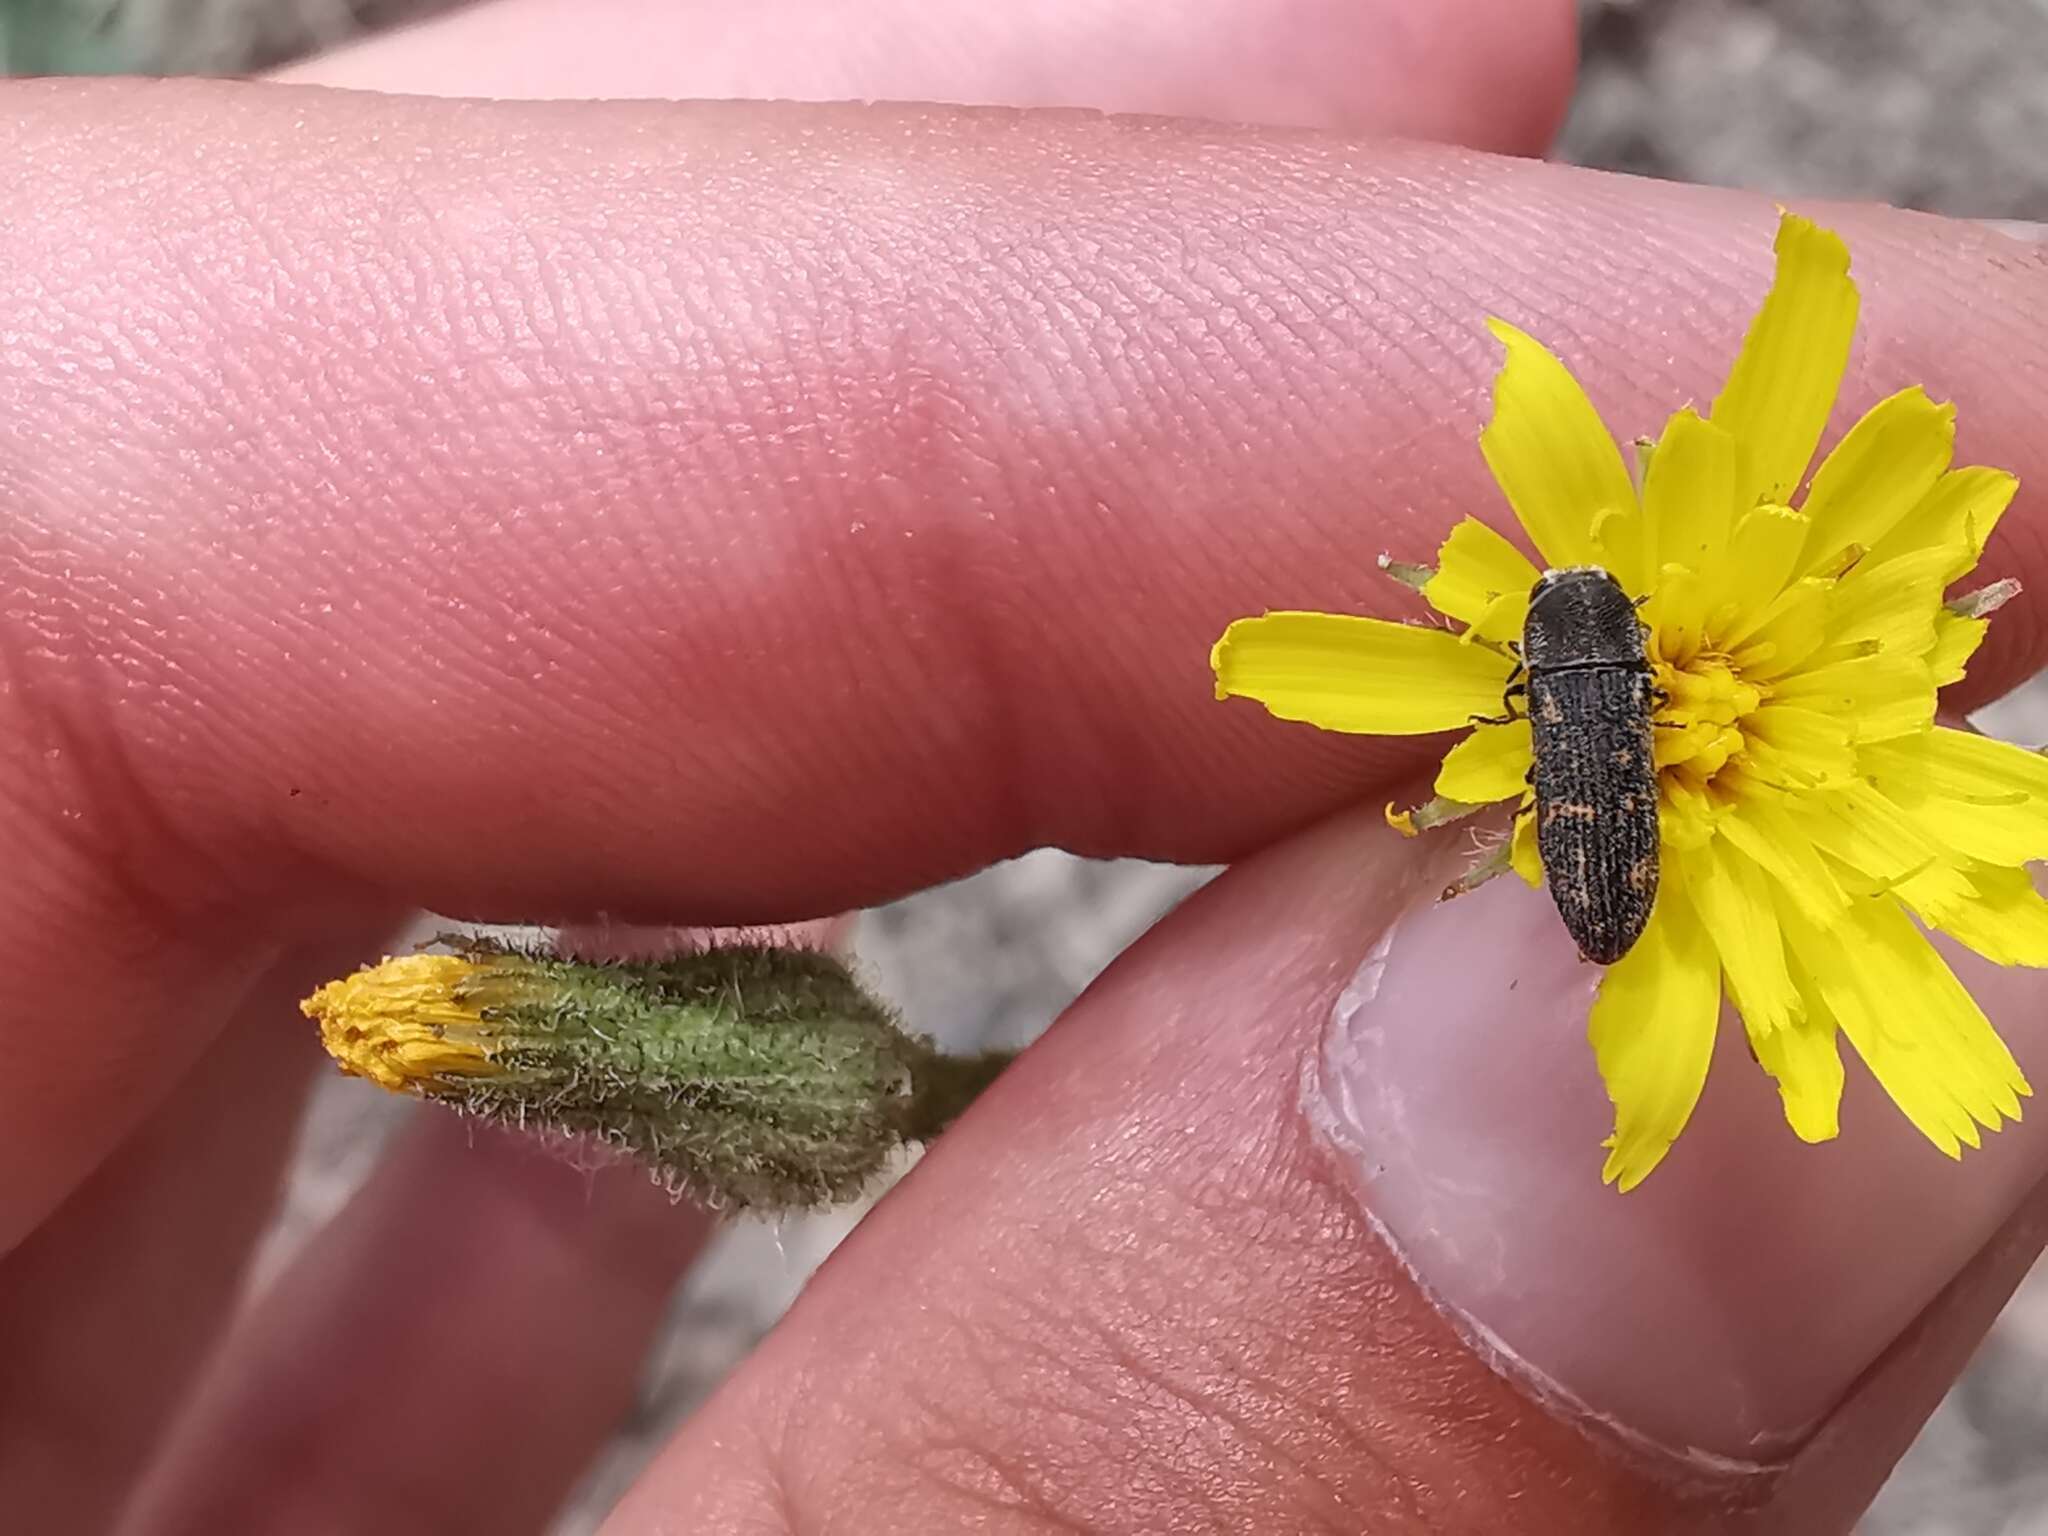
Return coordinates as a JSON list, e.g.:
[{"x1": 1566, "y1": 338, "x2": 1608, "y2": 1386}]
[{"x1": 1479, "y1": 565, "x2": 1660, "y2": 965}]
